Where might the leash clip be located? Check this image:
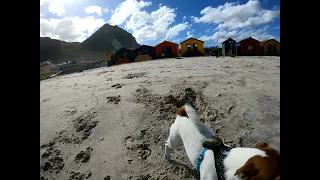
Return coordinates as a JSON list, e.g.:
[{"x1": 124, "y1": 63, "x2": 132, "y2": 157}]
[{"x1": 198, "y1": 154, "x2": 204, "y2": 161}]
